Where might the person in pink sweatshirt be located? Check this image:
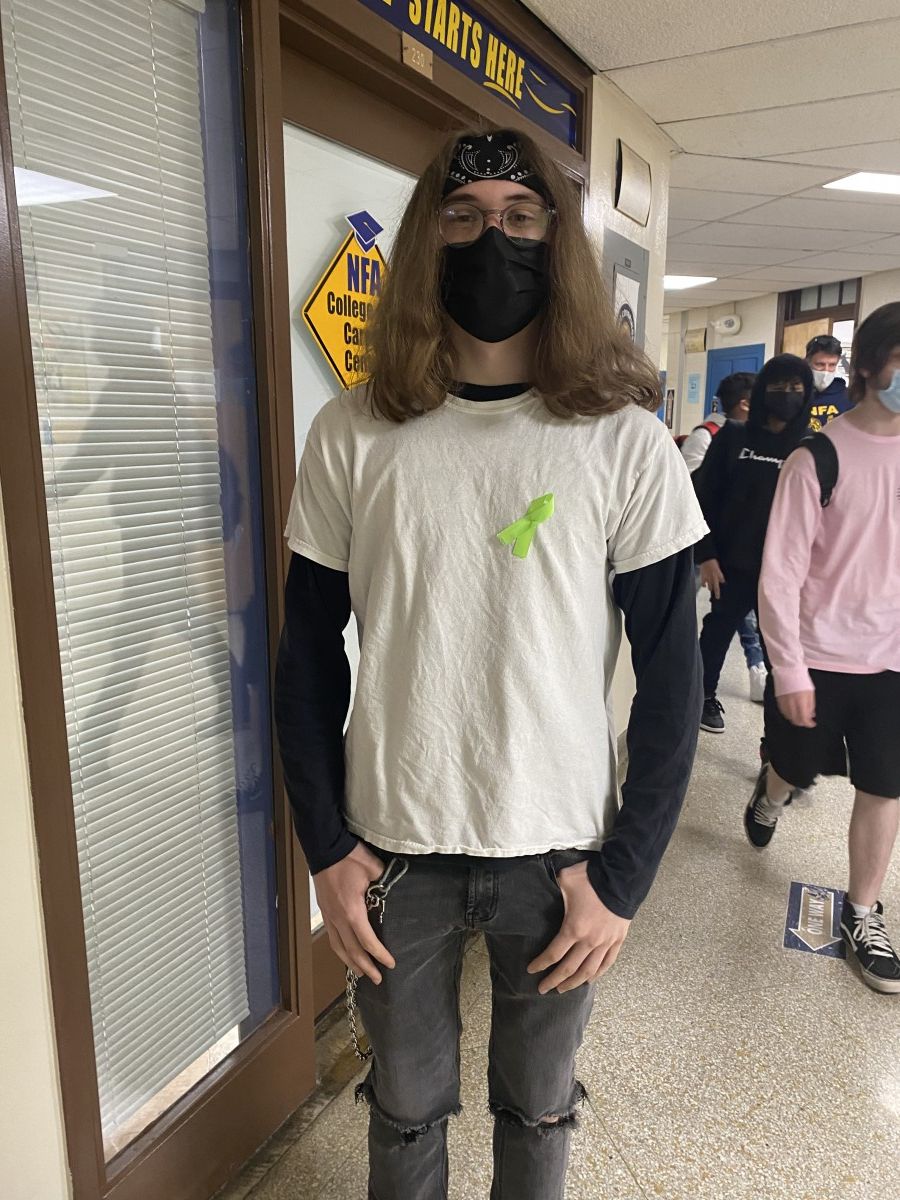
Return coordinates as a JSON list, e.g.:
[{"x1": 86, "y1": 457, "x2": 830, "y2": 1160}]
[{"x1": 748, "y1": 302, "x2": 900, "y2": 995}]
